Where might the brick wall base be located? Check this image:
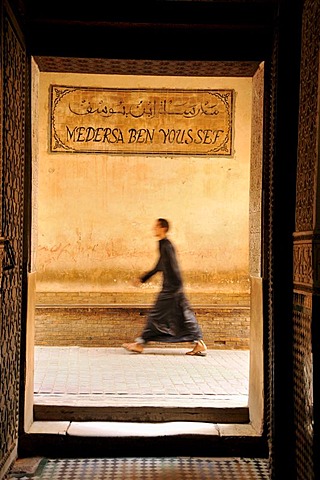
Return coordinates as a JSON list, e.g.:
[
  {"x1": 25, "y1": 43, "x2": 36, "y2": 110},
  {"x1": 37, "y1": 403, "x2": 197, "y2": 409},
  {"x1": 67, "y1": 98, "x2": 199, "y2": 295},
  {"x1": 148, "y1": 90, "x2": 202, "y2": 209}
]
[{"x1": 35, "y1": 305, "x2": 250, "y2": 349}]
